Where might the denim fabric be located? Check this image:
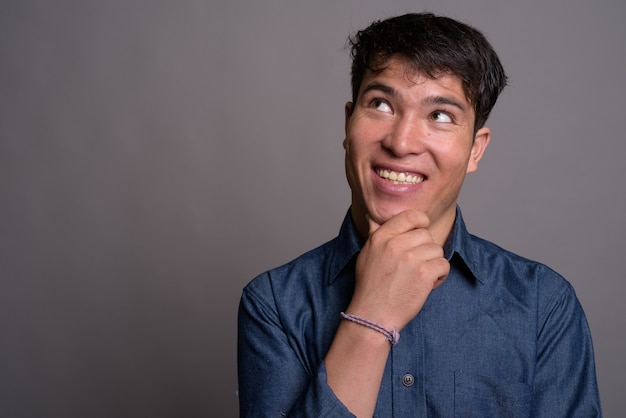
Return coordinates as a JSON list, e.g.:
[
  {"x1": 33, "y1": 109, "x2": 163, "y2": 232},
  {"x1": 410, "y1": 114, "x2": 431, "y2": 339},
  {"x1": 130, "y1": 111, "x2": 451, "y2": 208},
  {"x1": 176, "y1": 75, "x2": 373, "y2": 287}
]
[{"x1": 238, "y1": 208, "x2": 601, "y2": 417}]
